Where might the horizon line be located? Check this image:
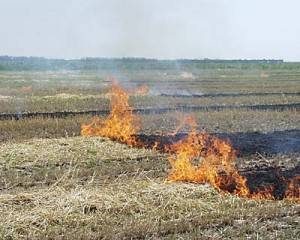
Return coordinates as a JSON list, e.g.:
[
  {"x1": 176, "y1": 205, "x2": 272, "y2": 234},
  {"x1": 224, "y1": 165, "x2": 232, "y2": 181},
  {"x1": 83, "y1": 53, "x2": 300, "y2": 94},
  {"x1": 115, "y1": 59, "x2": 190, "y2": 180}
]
[{"x1": 0, "y1": 55, "x2": 294, "y2": 62}]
